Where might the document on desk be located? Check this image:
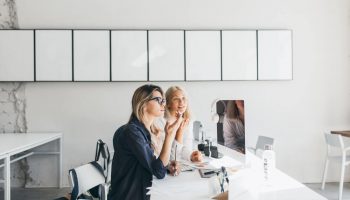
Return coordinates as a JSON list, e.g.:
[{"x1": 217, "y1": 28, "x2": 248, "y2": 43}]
[
  {"x1": 182, "y1": 155, "x2": 242, "y2": 170},
  {"x1": 209, "y1": 155, "x2": 242, "y2": 168}
]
